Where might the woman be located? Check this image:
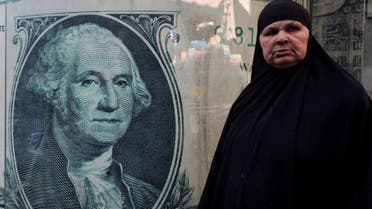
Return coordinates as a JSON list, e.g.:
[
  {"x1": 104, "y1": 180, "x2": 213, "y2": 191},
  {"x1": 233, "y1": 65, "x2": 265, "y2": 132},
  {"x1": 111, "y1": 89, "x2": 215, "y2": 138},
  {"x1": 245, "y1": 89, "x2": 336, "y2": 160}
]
[{"x1": 198, "y1": 1, "x2": 372, "y2": 209}]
